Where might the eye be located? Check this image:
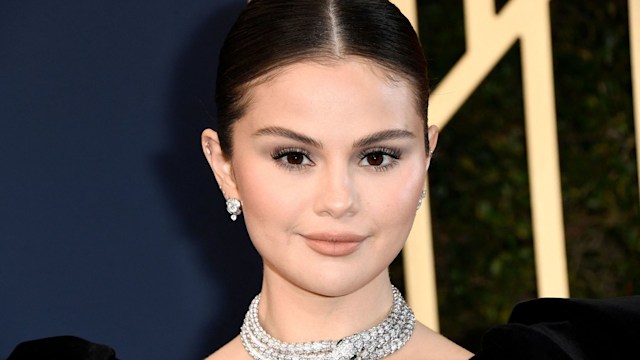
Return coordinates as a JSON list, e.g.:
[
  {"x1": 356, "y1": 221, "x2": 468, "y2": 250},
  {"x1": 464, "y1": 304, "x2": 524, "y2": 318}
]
[
  {"x1": 271, "y1": 148, "x2": 314, "y2": 170},
  {"x1": 364, "y1": 153, "x2": 384, "y2": 166},
  {"x1": 359, "y1": 148, "x2": 401, "y2": 171},
  {"x1": 284, "y1": 152, "x2": 305, "y2": 165}
]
